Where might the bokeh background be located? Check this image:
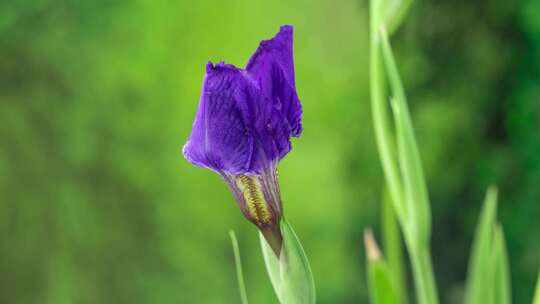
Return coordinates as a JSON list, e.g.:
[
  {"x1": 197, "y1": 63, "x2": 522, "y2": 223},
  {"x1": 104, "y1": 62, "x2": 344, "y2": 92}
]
[{"x1": 1, "y1": 0, "x2": 539, "y2": 303}]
